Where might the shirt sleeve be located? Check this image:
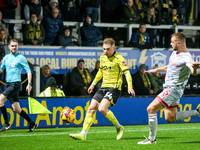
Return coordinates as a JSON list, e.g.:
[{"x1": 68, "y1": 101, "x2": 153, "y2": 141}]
[
  {"x1": 117, "y1": 56, "x2": 129, "y2": 72},
  {"x1": 186, "y1": 55, "x2": 194, "y2": 68},
  {"x1": 20, "y1": 56, "x2": 31, "y2": 73},
  {"x1": 1, "y1": 56, "x2": 6, "y2": 70},
  {"x1": 93, "y1": 56, "x2": 103, "y2": 84}
]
